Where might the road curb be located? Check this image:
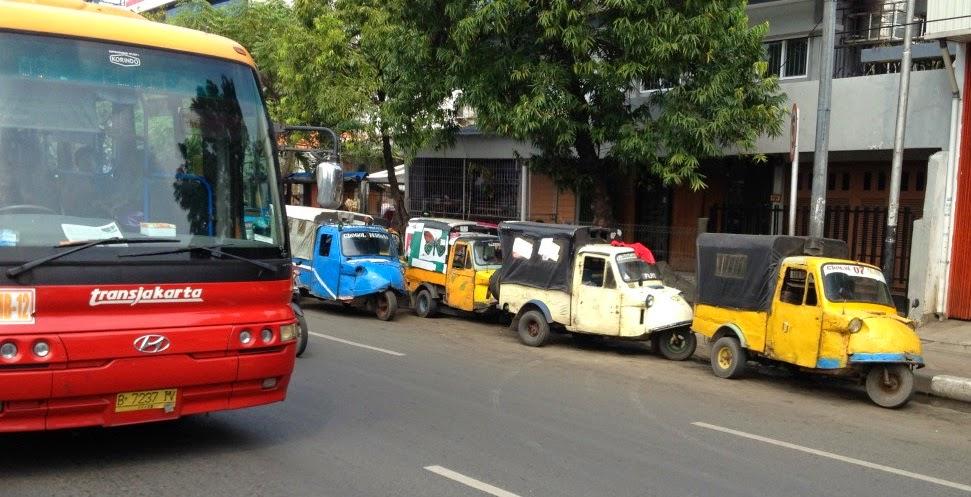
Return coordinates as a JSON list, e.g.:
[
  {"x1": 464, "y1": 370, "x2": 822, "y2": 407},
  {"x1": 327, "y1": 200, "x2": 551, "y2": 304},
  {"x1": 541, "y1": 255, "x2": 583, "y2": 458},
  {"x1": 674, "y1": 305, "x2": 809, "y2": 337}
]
[{"x1": 915, "y1": 370, "x2": 971, "y2": 403}]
